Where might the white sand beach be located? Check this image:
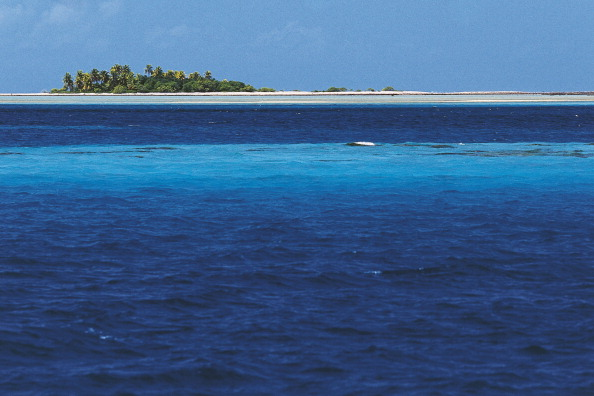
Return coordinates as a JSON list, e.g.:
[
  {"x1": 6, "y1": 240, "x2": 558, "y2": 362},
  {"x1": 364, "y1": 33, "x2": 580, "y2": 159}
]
[{"x1": 1, "y1": 91, "x2": 594, "y2": 105}]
